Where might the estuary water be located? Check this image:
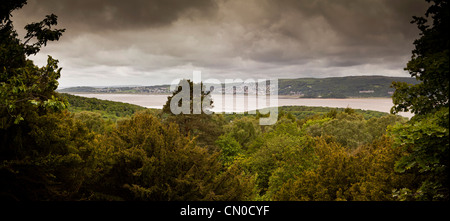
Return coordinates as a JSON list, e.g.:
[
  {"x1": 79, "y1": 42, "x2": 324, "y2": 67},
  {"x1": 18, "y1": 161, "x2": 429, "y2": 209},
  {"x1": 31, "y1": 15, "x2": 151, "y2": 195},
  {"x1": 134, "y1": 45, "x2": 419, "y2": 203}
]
[{"x1": 71, "y1": 93, "x2": 413, "y2": 118}]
